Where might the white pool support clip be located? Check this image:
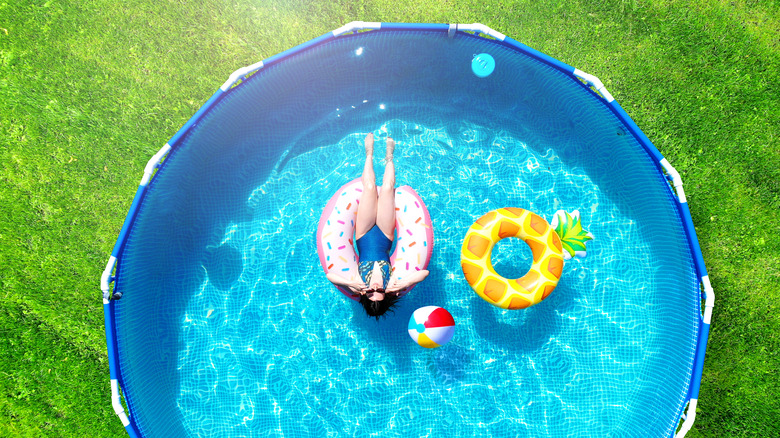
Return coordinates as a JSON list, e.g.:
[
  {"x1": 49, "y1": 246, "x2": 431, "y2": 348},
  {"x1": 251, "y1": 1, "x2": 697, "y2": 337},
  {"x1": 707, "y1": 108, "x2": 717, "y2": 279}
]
[
  {"x1": 332, "y1": 21, "x2": 382, "y2": 37},
  {"x1": 456, "y1": 23, "x2": 506, "y2": 41},
  {"x1": 675, "y1": 398, "x2": 698, "y2": 437},
  {"x1": 101, "y1": 256, "x2": 117, "y2": 303},
  {"x1": 141, "y1": 143, "x2": 172, "y2": 186},
  {"x1": 660, "y1": 158, "x2": 687, "y2": 203},
  {"x1": 111, "y1": 379, "x2": 131, "y2": 427},
  {"x1": 701, "y1": 275, "x2": 714, "y2": 325},
  {"x1": 221, "y1": 60, "x2": 265, "y2": 91},
  {"x1": 573, "y1": 69, "x2": 615, "y2": 102}
]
